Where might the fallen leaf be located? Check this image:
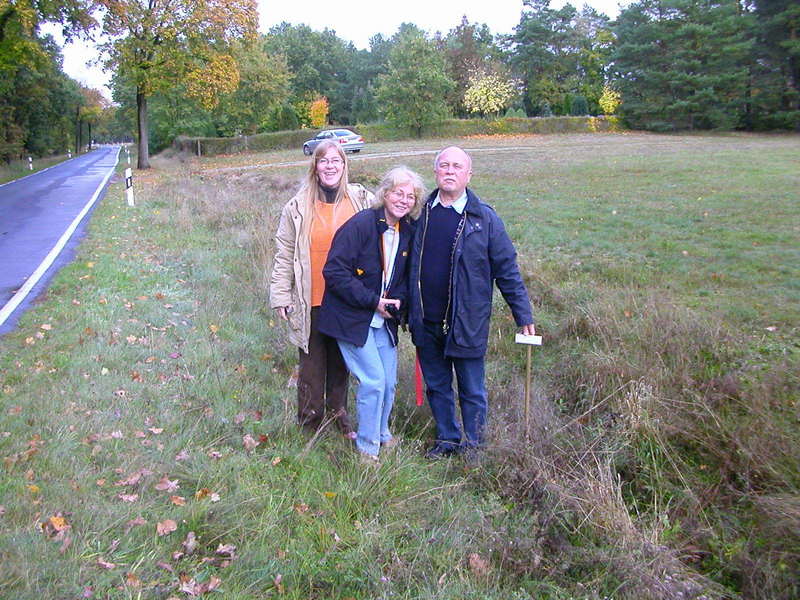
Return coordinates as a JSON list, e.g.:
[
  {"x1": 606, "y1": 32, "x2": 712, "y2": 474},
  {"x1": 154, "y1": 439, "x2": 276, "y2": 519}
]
[
  {"x1": 124, "y1": 517, "x2": 147, "y2": 533},
  {"x1": 154, "y1": 476, "x2": 179, "y2": 492},
  {"x1": 207, "y1": 449, "x2": 222, "y2": 459},
  {"x1": 294, "y1": 503, "x2": 309, "y2": 514},
  {"x1": 242, "y1": 434, "x2": 259, "y2": 452},
  {"x1": 148, "y1": 427, "x2": 164, "y2": 435},
  {"x1": 271, "y1": 456, "x2": 282, "y2": 466},
  {"x1": 170, "y1": 496, "x2": 186, "y2": 506},
  {"x1": 40, "y1": 323, "x2": 52, "y2": 331},
  {"x1": 97, "y1": 558, "x2": 115, "y2": 569},
  {"x1": 175, "y1": 449, "x2": 190, "y2": 461},
  {"x1": 117, "y1": 493, "x2": 139, "y2": 503},
  {"x1": 156, "y1": 561, "x2": 174, "y2": 573},
  {"x1": 216, "y1": 543, "x2": 236, "y2": 557},
  {"x1": 156, "y1": 519, "x2": 177, "y2": 536},
  {"x1": 125, "y1": 572, "x2": 141, "y2": 588},
  {"x1": 468, "y1": 552, "x2": 490, "y2": 577},
  {"x1": 182, "y1": 531, "x2": 198, "y2": 555},
  {"x1": 209, "y1": 324, "x2": 219, "y2": 334}
]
